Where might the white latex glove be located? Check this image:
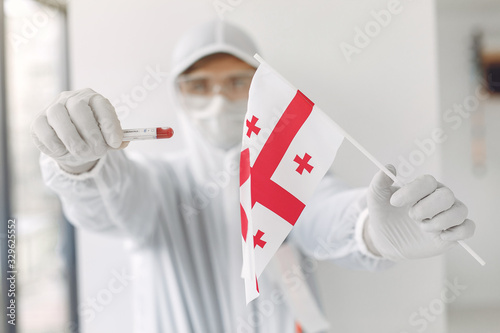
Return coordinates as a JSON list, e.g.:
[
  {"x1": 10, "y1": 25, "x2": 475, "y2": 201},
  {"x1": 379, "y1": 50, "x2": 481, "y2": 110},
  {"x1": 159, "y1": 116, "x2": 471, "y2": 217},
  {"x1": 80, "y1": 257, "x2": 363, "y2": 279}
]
[
  {"x1": 30, "y1": 88, "x2": 127, "y2": 174},
  {"x1": 364, "y1": 165, "x2": 476, "y2": 261}
]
